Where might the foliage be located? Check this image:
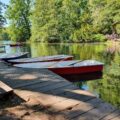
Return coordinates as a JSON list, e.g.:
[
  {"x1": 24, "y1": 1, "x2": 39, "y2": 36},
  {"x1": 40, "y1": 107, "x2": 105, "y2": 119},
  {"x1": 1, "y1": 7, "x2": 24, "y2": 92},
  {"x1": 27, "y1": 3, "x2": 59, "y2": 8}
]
[
  {"x1": 90, "y1": 0, "x2": 120, "y2": 35},
  {"x1": 4, "y1": 0, "x2": 120, "y2": 42},
  {"x1": 92, "y1": 34, "x2": 107, "y2": 42},
  {"x1": 6, "y1": 0, "x2": 32, "y2": 42},
  {"x1": 0, "y1": 1, "x2": 6, "y2": 30},
  {"x1": 0, "y1": 28, "x2": 10, "y2": 40},
  {"x1": 31, "y1": 0, "x2": 59, "y2": 42},
  {"x1": 31, "y1": 0, "x2": 92, "y2": 42}
]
